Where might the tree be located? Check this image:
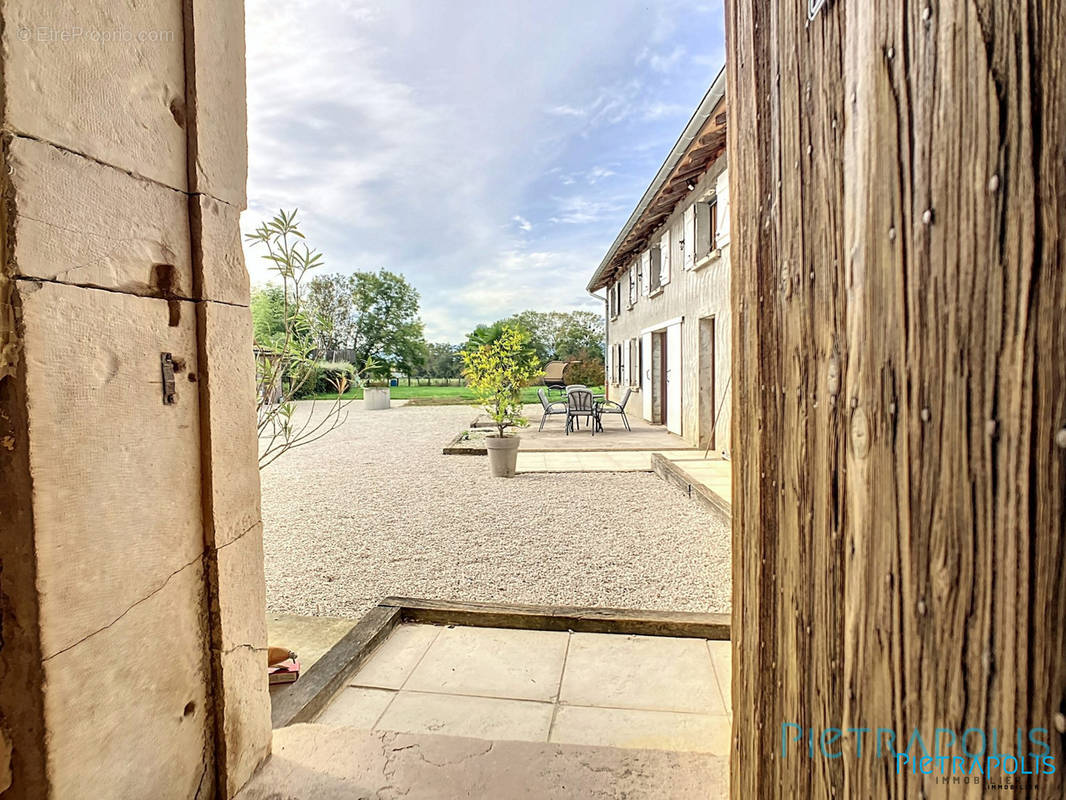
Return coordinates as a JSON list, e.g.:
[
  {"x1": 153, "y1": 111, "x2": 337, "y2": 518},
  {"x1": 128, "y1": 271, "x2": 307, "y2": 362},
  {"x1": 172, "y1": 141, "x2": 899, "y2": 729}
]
[
  {"x1": 250, "y1": 284, "x2": 287, "y2": 342},
  {"x1": 304, "y1": 273, "x2": 356, "y2": 352},
  {"x1": 392, "y1": 330, "x2": 428, "y2": 385},
  {"x1": 462, "y1": 320, "x2": 510, "y2": 354},
  {"x1": 463, "y1": 309, "x2": 605, "y2": 365},
  {"x1": 303, "y1": 268, "x2": 427, "y2": 376},
  {"x1": 246, "y1": 209, "x2": 369, "y2": 469},
  {"x1": 551, "y1": 310, "x2": 604, "y2": 361},
  {"x1": 461, "y1": 325, "x2": 542, "y2": 438},
  {"x1": 423, "y1": 342, "x2": 462, "y2": 380}
]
